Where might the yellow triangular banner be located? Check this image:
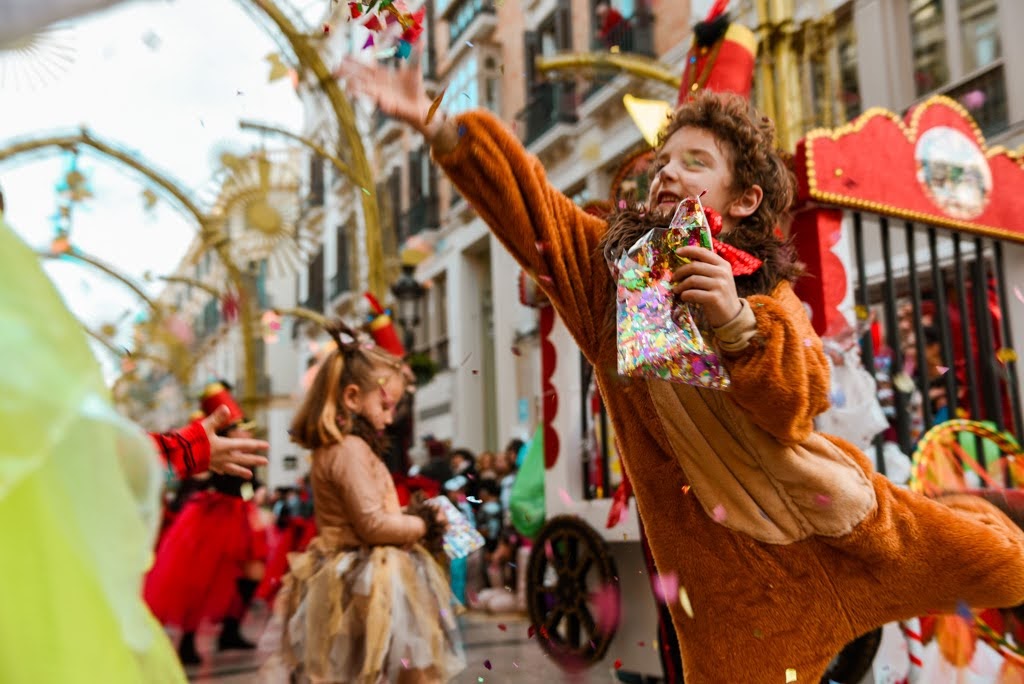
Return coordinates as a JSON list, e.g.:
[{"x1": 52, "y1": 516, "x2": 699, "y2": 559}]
[{"x1": 623, "y1": 94, "x2": 673, "y2": 148}]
